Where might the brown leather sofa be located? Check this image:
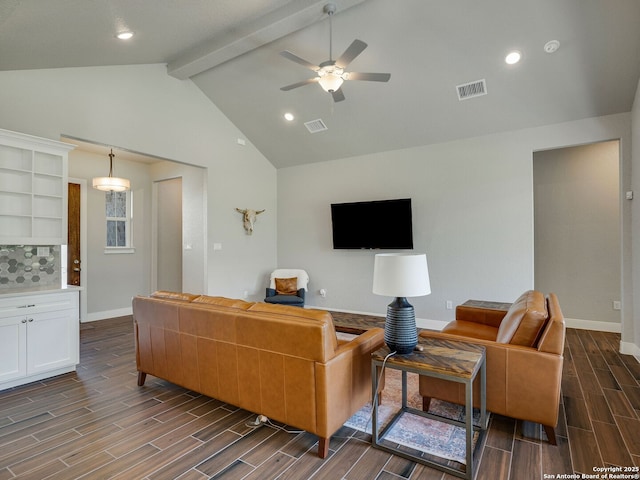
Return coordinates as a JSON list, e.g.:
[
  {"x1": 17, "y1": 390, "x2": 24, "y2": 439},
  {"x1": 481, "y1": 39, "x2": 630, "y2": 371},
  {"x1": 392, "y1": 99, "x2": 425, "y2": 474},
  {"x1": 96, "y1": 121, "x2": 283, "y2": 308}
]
[
  {"x1": 418, "y1": 290, "x2": 565, "y2": 444},
  {"x1": 132, "y1": 291, "x2": 384, "y2": 458}
]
